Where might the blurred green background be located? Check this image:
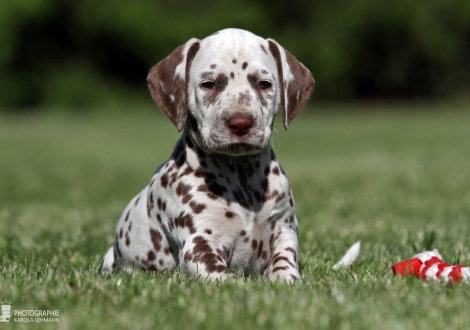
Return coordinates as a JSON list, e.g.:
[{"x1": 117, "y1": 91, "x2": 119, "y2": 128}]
[
  {"x1": 1, "y1": 0, "x2": 470, "y2": 110},
  {"x1": 1, "y1": 3, "x2": 470, "y2": 328}
]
